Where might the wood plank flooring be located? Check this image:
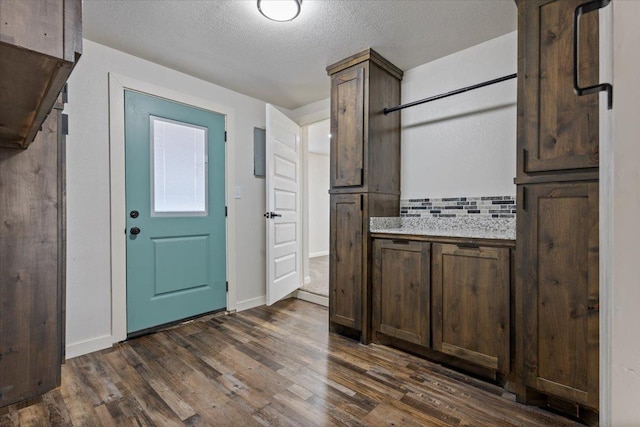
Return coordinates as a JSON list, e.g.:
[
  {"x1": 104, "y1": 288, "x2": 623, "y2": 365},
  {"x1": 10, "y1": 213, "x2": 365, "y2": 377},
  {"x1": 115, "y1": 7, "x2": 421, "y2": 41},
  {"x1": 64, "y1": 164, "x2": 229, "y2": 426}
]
[{"x1": 0, "y1": 299, "x2": 582, "y2": 426}]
